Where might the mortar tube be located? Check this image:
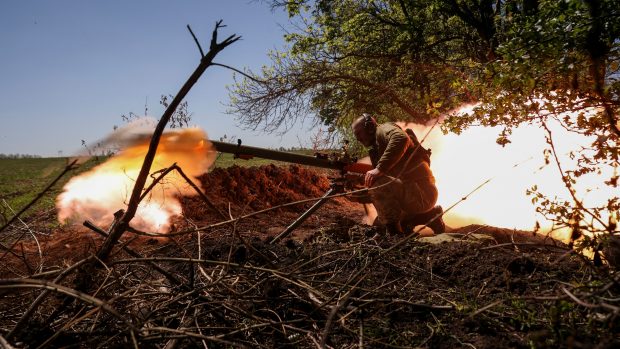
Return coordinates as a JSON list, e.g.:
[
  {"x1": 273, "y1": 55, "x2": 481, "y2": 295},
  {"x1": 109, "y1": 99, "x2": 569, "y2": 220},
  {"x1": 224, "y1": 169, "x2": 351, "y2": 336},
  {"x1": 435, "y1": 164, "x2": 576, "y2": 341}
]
[{"x1": 209, "y1": 140, "x2": 344, "y2": 171}]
